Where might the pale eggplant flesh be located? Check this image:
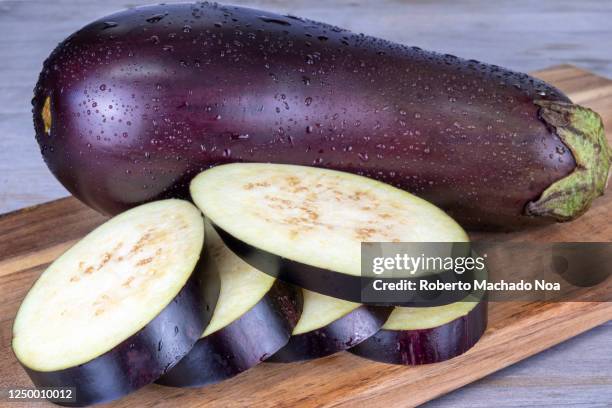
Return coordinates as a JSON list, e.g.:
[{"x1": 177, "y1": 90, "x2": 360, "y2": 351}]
[
  {"x1": 23, "y1": 273, "x2": 214, "y2": 406},
  {"x1": 191, "y1": 163, "x2": 472, "y2": 304}
]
